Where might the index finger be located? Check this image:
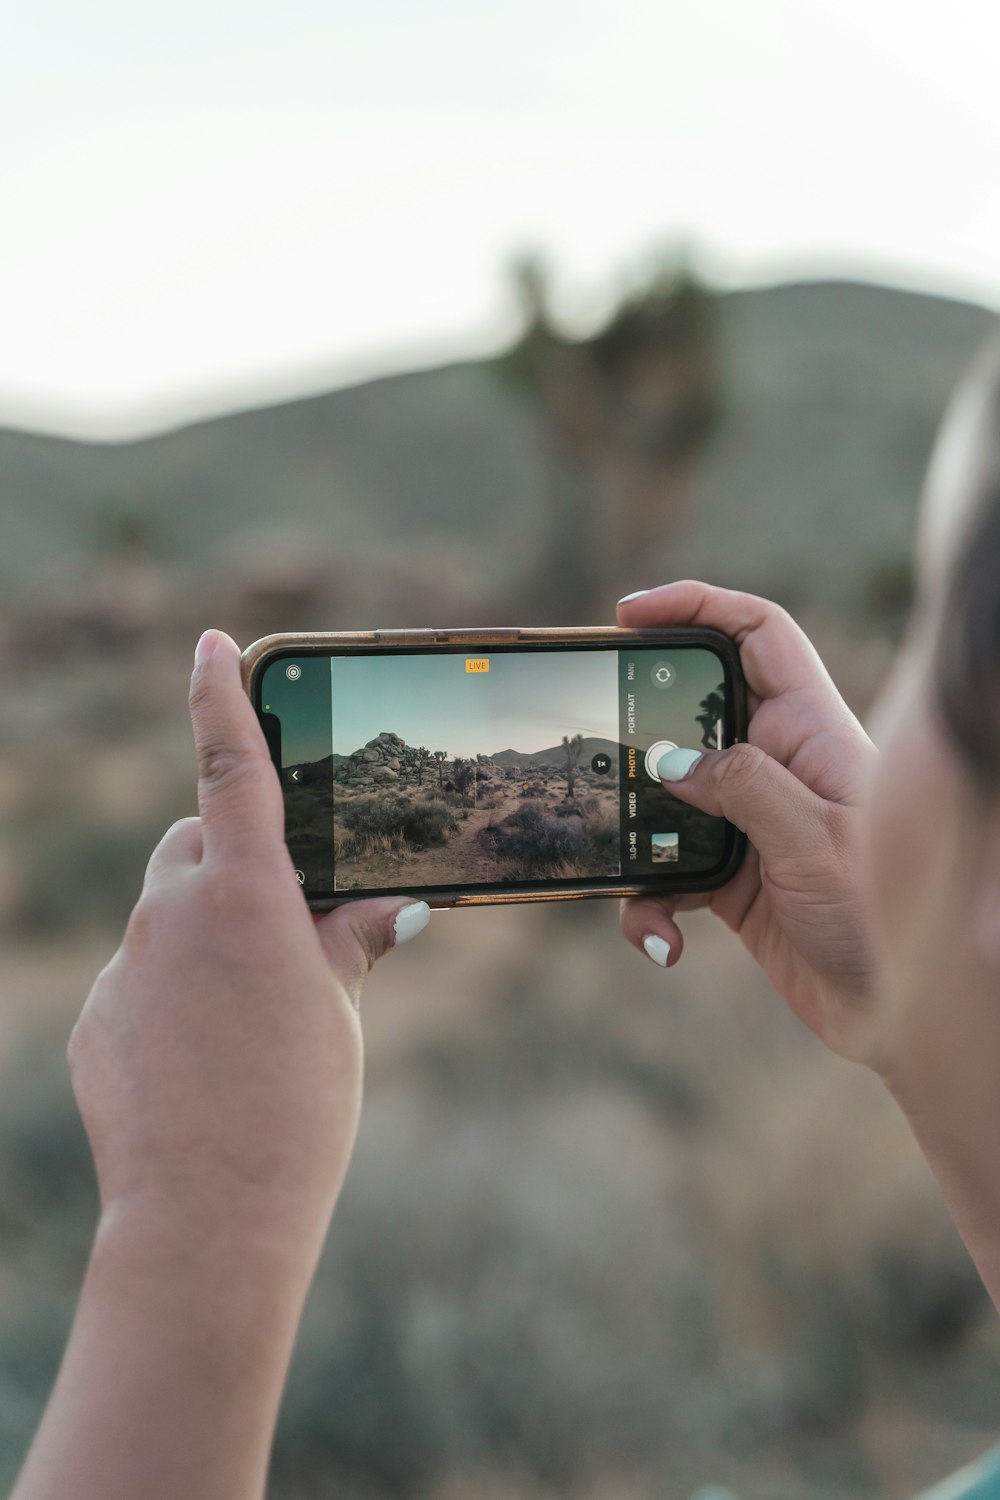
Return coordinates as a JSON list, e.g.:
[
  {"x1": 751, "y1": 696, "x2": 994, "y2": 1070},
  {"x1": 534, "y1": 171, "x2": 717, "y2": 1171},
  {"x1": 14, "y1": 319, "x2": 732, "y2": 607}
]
[
  {"x1": 617, "y1": 580, "x2": 840, "y2": 706},
  {"x1": 189, "y1": 630, "x2": 287, "y2": 861}
]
